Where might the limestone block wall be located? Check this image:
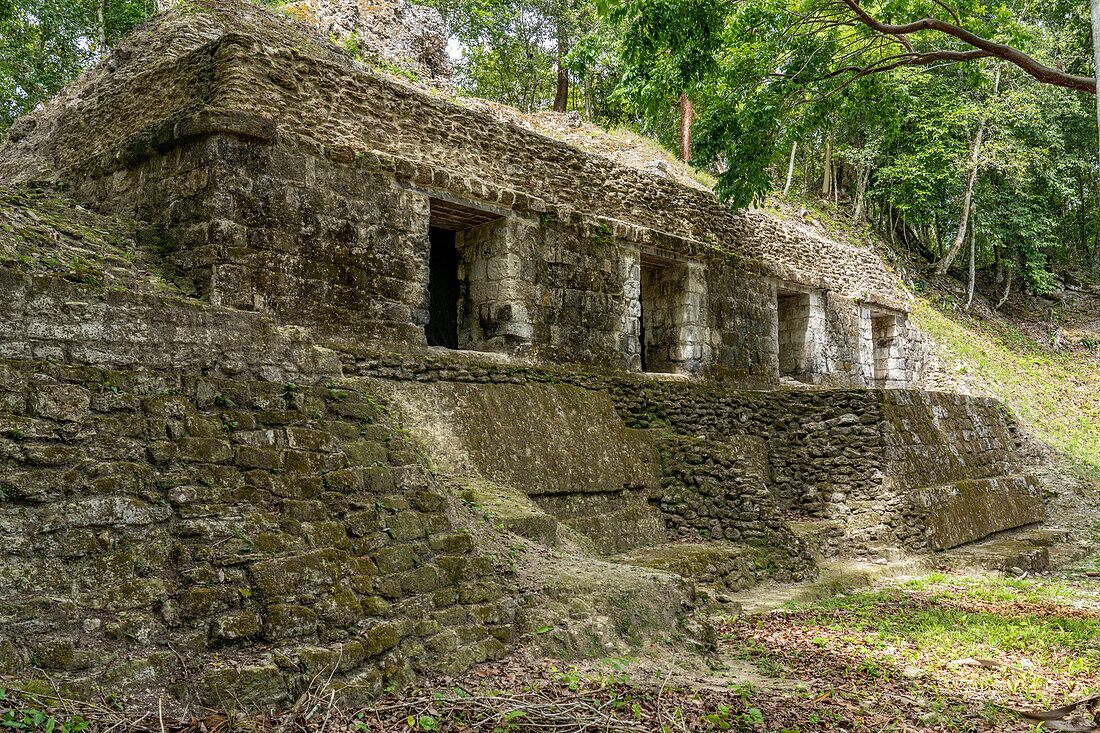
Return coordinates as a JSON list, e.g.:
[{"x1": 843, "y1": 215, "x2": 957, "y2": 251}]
[
  {"x1": 339, "y1": 351, "x2": 1036, "y2": 553},
  {"x1": 69, "y1": 134, "x2": 432, "y2": 349},
  {"x1": 705, "y1": 267, "x2": 777, "y2": 383},
  {"x1": 0, "y1": 267, "x2": 342, "y2": 384},
  {"x1": 456, "y1": 218, "x2": 538, "y2": 352},
  {"x1": 0, "y1": 358, "x2": 511, "y2": 709},
  {"x1": 532, "y1": 222, "x2": 640, "y2": 370}
]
